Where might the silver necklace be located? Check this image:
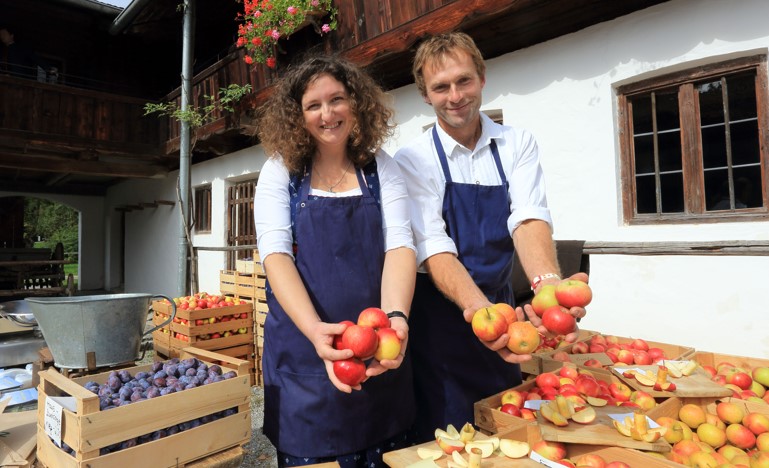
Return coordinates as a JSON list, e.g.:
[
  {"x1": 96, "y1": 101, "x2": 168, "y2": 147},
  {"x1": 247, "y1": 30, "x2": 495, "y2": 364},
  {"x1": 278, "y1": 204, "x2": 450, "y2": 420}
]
[{"x1": 314, "y1": 159, "x2": 352, "y2": 193}]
